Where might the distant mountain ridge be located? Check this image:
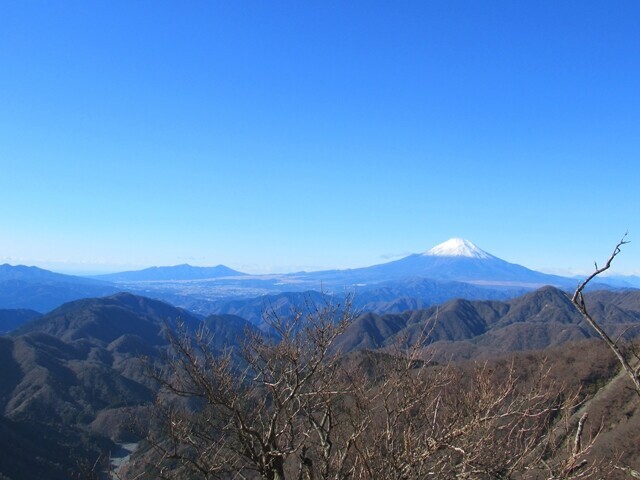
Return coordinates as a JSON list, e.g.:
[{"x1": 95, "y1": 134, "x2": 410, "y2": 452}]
[
  {"x1": 87, "y1": 238, "x2": 571, "y2": 287},
  {"x1": 93, "y1": 263, "x2": 245, "y2": 282},
  {"x1": 0, "y1": 264, "x2": 119, "y2": 313},
  {"x1": 1, "y1": 239, "x2": 631, "y2": 315},
  {"x1": 208, "y1": 279, "x2": 530, "y2": 328},
  {"x1": 0, "y1": 264, "x2": 111, "y2": 285},
  {"x1": 305, "y1": 238, "x2": 573, "y2": 287},
  {"x1": 597, "y1": 274, "x2": 640, "y2": 289}
]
